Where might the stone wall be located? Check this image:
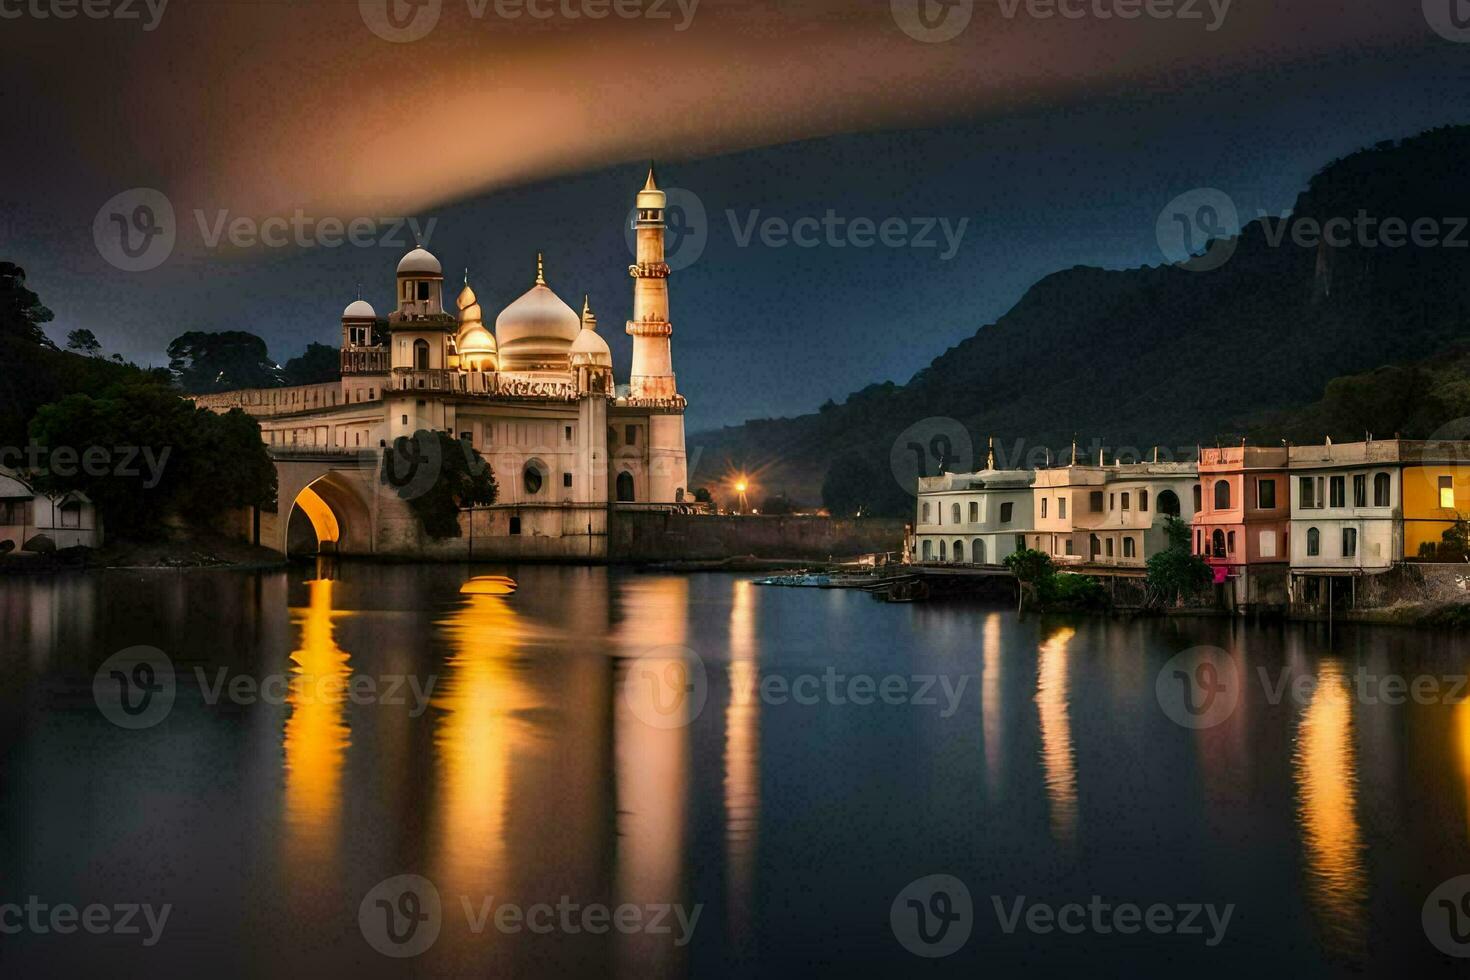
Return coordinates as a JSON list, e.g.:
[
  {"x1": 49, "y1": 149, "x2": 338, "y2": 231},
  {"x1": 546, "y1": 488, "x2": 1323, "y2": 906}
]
[{"x1": 606, "y1": 511, "x2": 905, "y2": 562}]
